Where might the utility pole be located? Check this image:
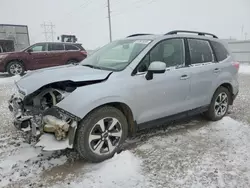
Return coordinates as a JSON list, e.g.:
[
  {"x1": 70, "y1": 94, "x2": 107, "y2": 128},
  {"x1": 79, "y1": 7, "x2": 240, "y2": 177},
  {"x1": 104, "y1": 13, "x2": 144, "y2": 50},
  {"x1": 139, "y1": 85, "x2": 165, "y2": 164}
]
[
  {"x1": 41, "y1": 22, "x2": 55, "y2": 42},
  {"x1": 107, "y1": 0, "x2": 112, "y2": 42},
  {"x1": 241, "y1": 25, "x2": 244, "y2": 40}
]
